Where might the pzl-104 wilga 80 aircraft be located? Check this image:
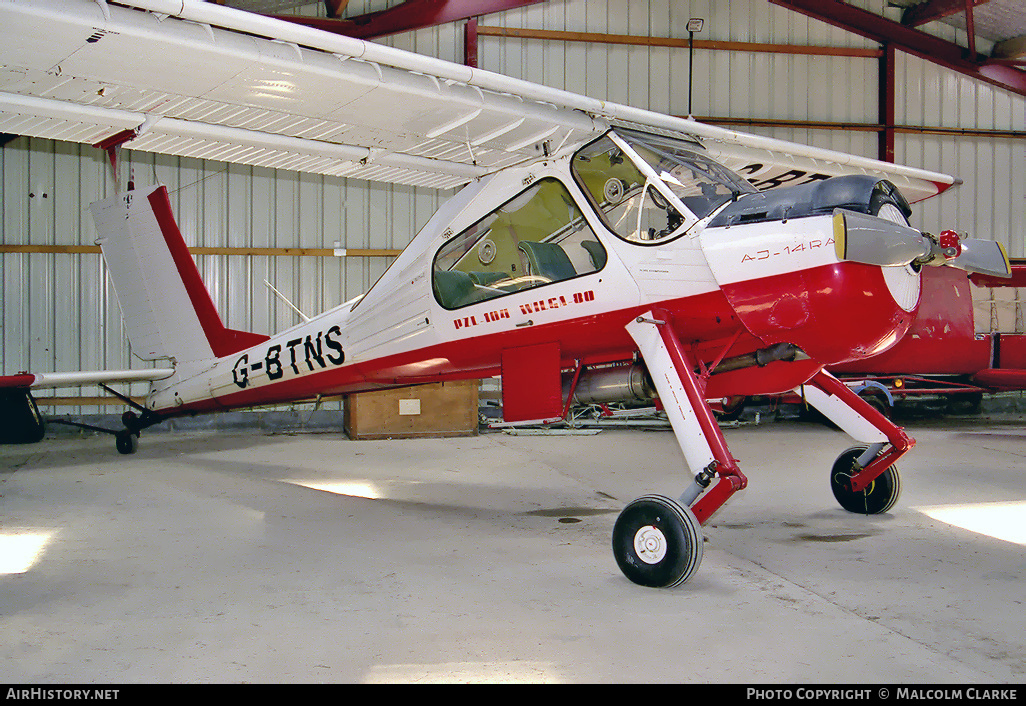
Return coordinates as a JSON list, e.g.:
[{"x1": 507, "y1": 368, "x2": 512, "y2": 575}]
[{"x1": 0, "y1": 0, "x2": 1012, "y2": 587}]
